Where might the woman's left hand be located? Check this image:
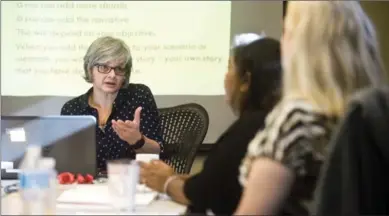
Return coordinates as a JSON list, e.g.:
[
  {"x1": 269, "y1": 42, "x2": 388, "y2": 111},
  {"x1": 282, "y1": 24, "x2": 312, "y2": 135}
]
[
  {"x1": 112, "y1": 107, "x2": 143, "y2": 144},
  {"x1": 140, "y1": 160, "x2": 174, "y2": 193}
]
